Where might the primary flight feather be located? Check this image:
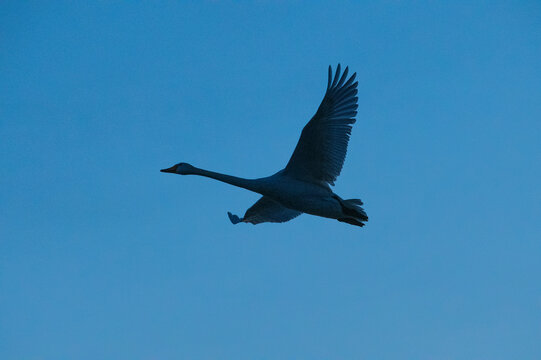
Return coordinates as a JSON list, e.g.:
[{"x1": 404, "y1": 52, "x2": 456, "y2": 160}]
[{"x1": 161, "y1": 64, "x2": 368, "y2": 227}]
